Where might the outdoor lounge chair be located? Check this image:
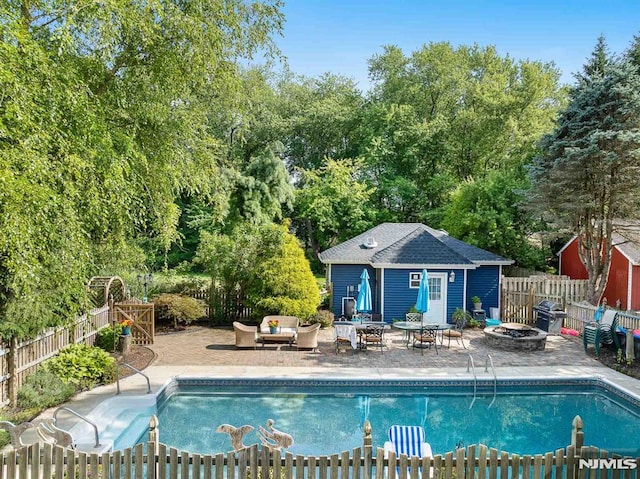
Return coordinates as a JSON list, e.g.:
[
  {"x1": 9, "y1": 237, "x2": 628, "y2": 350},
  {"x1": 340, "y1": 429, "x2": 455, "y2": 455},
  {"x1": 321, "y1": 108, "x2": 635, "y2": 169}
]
[
  {"x1": 233, "y1": 321, "x2": 258, "y2": 349},
  {"x1": 295, "y1": 323, "x2": 320, "y2": 351},
  {"x1": 384, "y1": 425, "x2": 433, "y2": 476},
  {"x1": 583, "y1": 309, "x2": 620, "y2": 356}
]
